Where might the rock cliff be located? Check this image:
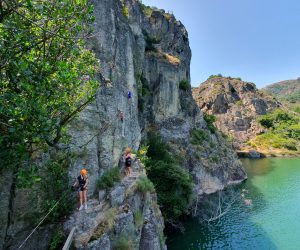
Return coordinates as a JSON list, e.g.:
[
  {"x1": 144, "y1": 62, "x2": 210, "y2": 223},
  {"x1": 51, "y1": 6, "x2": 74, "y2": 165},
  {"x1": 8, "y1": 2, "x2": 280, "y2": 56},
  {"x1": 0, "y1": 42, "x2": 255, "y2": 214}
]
[
  {"x1": 192, "y1": 77, "x2": 281, "y2": 150},
  {"x1": 64, "y1": 158, "x2": 166, "y2": 250},
  {"x1": 0, "y1": 1, "x2": 247, "y2": 249}
]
